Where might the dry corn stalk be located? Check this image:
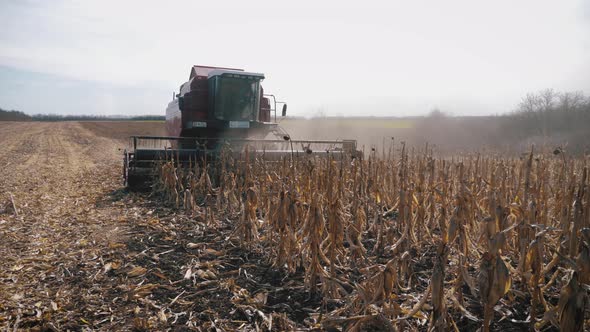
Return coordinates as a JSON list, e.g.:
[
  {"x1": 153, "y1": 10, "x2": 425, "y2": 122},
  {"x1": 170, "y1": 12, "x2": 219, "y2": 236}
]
[
  {"x1": 430, "y1": 242, "x2": 448, "y2": 332},
  {"x1": 153, "y1": 145, "x2": 589, "y2": 331},
  {"x1": 347, "y1": 203, "x2": 367, "y2": 266},
  {"x1": 236, "y1": 186, "x2": 259, "y2": 247},
  {"x1": 302, "y1": 194, "x2": 327, "y2": 295},
  {"x1": 478, "y1": 251, "x2": 511, "y2": 332},
  {"x1": 558, "y1": 271, "x2": 587, "y2": 332}
]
